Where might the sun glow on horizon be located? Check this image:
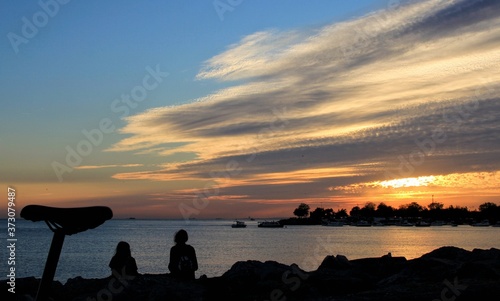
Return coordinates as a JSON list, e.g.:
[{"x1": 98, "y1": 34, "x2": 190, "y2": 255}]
[
  {"x1": 330, "y1": 171, "x2": 500, "y2": 206},
  {"x1": 377, "y1": 176, "x2": 437, "y2": 188}
]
